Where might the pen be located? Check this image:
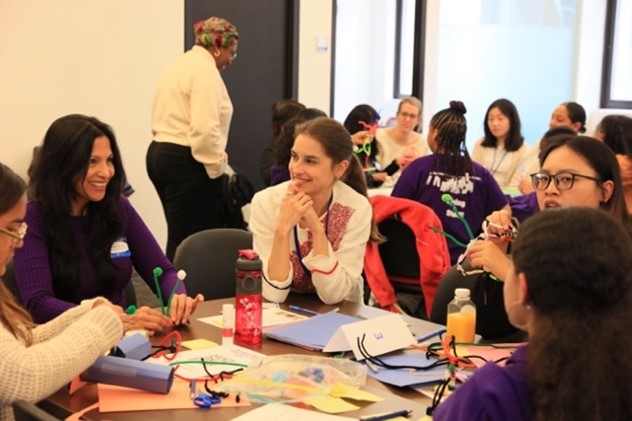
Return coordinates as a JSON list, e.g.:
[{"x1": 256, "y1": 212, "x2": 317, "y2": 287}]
[
  {"x1": 416, "y1": 327, "x2": 447, "y2": 343},
  {"x1": 360, "y1": 409, "x2": 412, "y2": 421},
  {"x1": 288, "y1": 305, "x2": 320, "y2": 316},
  {"x1": 189, "y1": 379, "x2": 196, "y2": 399}
]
